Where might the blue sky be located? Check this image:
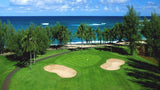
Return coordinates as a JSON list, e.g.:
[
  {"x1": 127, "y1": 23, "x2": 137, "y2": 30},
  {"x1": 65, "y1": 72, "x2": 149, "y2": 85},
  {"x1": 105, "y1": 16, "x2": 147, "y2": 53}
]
[{"x1": 0, "y1": 0, "x2": 159, "y2": 16}]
